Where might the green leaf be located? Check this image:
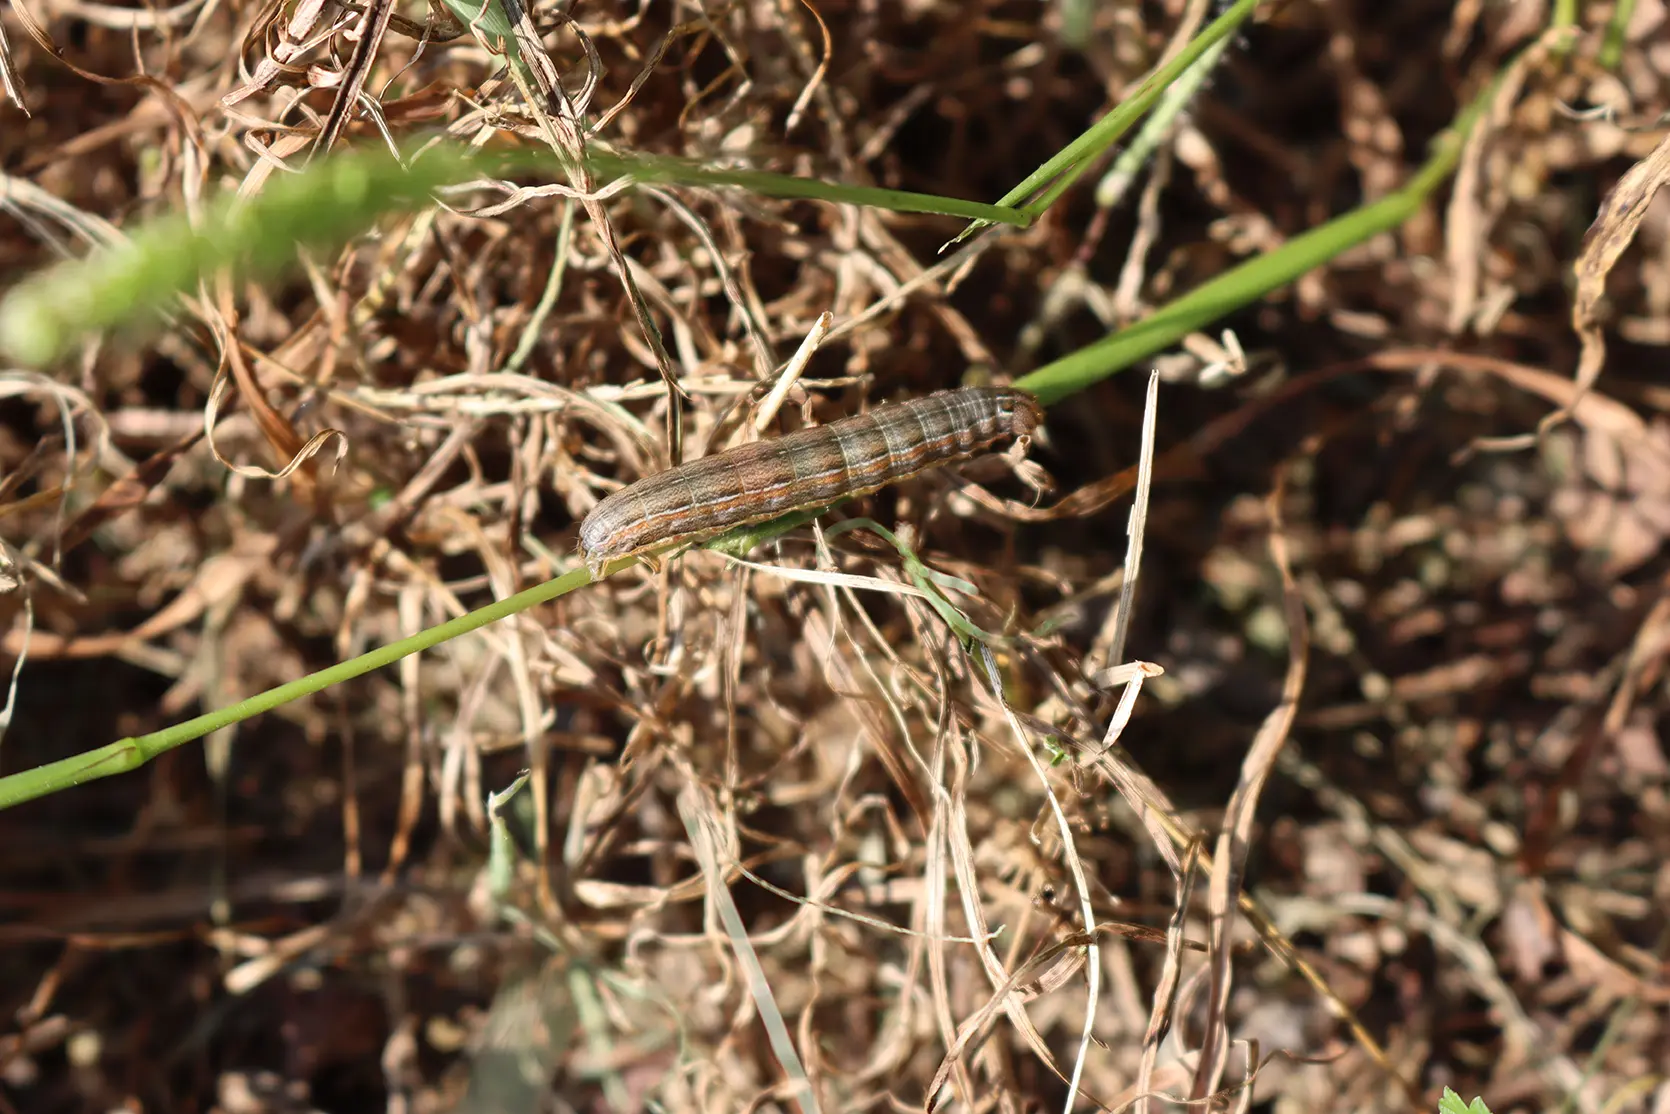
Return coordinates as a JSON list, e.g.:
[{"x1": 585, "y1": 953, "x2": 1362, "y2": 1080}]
[{"x1": 1438, "y1": 1088, "x2": 1492, "y2": 1114}]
